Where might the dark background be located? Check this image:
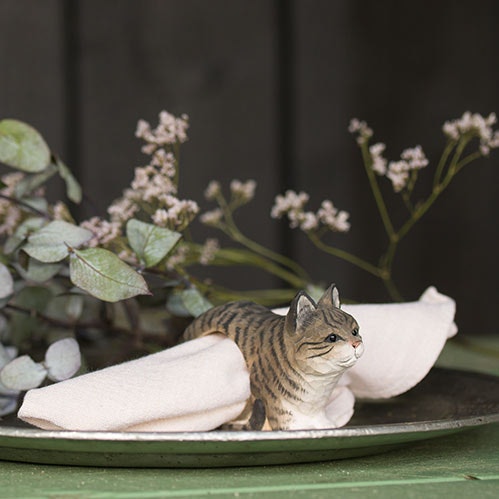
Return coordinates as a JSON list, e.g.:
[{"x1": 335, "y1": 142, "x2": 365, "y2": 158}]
[{"x1": 1, "y1": 0, "x2": 498, "y2": 335}]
